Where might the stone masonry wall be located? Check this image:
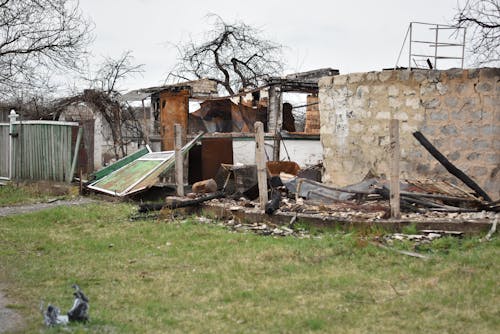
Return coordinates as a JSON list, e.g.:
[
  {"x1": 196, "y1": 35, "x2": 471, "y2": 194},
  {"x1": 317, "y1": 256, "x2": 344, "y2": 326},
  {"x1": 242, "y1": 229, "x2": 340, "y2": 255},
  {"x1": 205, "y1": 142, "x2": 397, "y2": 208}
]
[{"x1": 319, "y1": 68, "x2": 499, "y2": 199}]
